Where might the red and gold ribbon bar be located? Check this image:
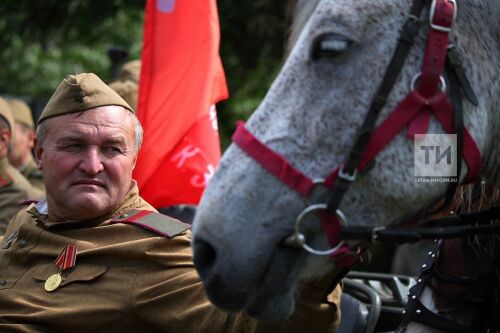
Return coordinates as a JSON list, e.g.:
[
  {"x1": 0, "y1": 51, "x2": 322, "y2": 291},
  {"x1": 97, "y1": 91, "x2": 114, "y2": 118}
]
[{"x1": 54, "y1": 244, "x2": 77, "y2": 271}]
